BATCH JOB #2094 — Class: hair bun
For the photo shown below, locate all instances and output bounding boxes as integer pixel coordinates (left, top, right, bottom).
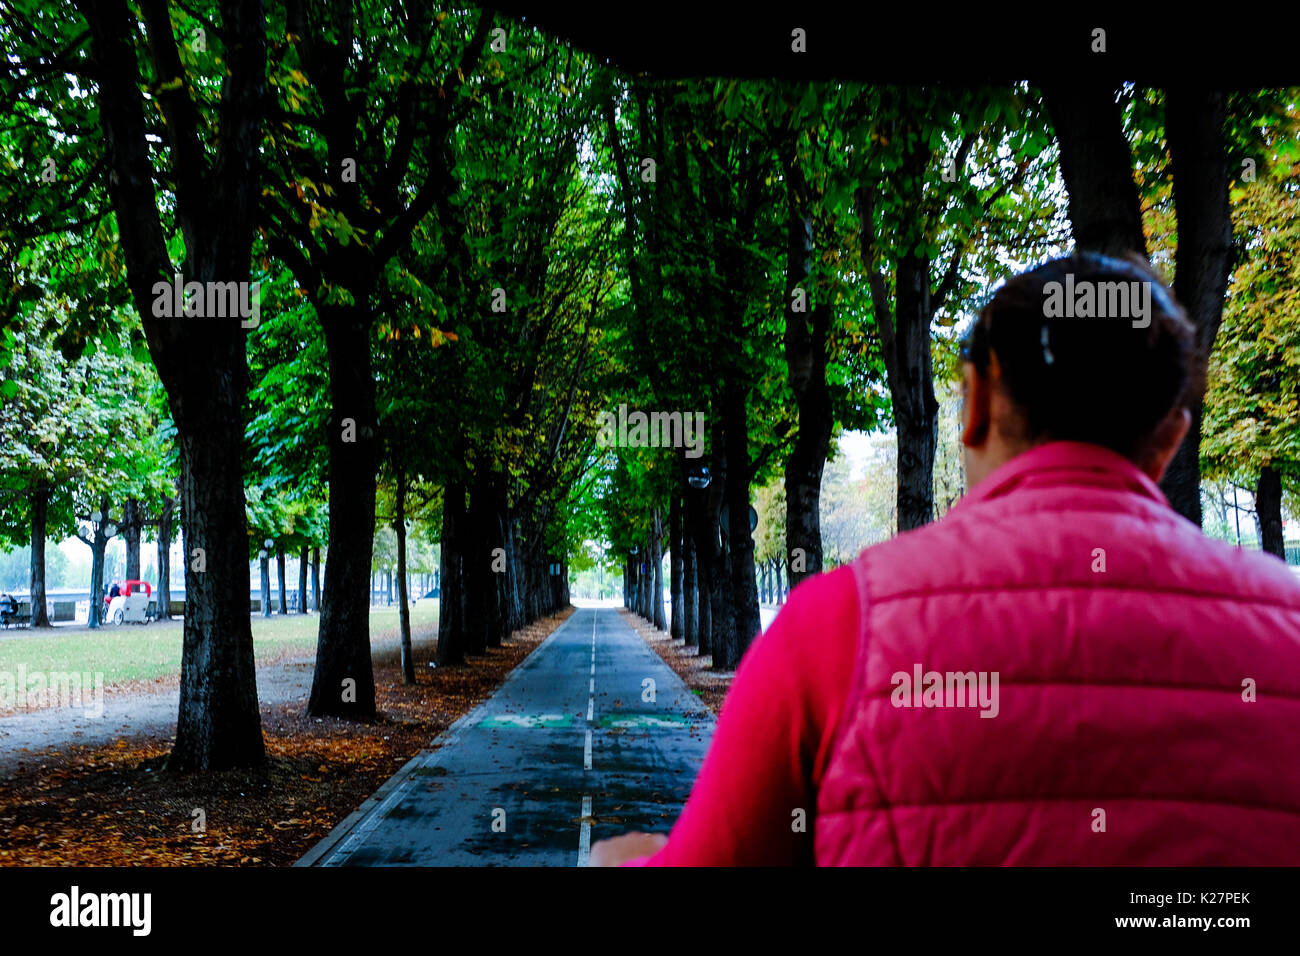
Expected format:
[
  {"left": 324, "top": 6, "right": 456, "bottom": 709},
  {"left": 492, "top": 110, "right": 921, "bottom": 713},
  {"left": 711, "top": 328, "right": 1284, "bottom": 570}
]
[{"left": 972, "top": 253, "right": 1198, "bottom": 459}]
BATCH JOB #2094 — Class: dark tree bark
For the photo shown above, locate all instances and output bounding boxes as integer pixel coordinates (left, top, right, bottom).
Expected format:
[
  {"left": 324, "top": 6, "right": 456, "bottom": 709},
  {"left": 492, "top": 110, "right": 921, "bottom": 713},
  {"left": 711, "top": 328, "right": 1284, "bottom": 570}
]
[
  {"left": 684, "top": 482, "right": 714, "bottom": 655},
  {"left": 1044, "top": 85, "right": 1230, "bottom": 526},
  {"left": 461, "top": 476, "right": 498, "bottom": 655},
  {"left": 437, "top": 481, "right": 467, "bottom": 666},
  {"left": 475, "top": 476, "right": 509, "bottom": 649},
  {"left": 1041, "top": 84, "right": 1149, "bottom": 257},
  {"left": 721, "top": 386, "right": 761, "bottom": 667},
  {"left": 858, "top": 138, "right": 940, "bottom": 532},
  {"left": 696, "top": 433, "right": 733, "bottom": 665},
  {"left": 81, "top": 498, "right": 114, "bottom": 630},
  {"left": 889, "top": 253, "right": 939, "bottom": 531},
  {"left": 630, "top": 554, "right": 638, "bottom": 614},
  {"left": 28, "top": 485, "right": 51, "bottom": 628},
  {"left": 276, "top": 543, "right": 287, "bottom": 613},
  {"left": 633, "top": 552, "right": 641, "bottom": 617},
  {"left": 395, "top": 465, "right": 415, "bottom": 683},
  {"left": 627, "top": 555, "right": 635, "bottom": 612},
  {"left": 504, "top": 515, "right": 525, "bottom": 633},
  {"left": 311, "top": 546, "right": 321, "bottom": 612},
  {"left": 669, "top": 494, "right": 684, "bottom": 639},
  {"left": 686, "top": 528, "right": 696, "bottom": 647},
  {"left": 652, "top": 509, "right": 667, "bottom": 632},
  {"left": 1256, "top": 466, "right": 1285, "bottom": 559},
  {"left": 123, "top": 498, "right": 142, "bottom": 580},
  {"left": 780, "top": 138, "right": 834, "bottom": 586},
  {"left": 78, "top": 0, "right": 266, "bottom": 770},
  {"left": 1161, "top": 89, "right": 1232, "bottom": 526},
  {"left": 682, "top": 522, "right": 698, "bottom": 647},
  {"left": 640, "top": 544, "right": 653, "bottom": 622},
  {"left": 275, "top": 9, "right": 489, "bottom": 719},
  {"left": 298, "top": 546, "right": 308, "bottom": 615},
  {"left": 156, "top": 496, "right": 175, "bottom": 620},
  {"left": 308, "top": 302, "right": 378, "bottom": 719},
  {"left": 259, "top": 551, "right": 271, "bottom": 618}
]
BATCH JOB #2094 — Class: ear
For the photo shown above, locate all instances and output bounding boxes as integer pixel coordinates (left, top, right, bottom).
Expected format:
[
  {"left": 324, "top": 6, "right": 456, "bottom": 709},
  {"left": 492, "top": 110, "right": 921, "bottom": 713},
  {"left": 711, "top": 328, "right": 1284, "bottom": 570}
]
[
  {"left": 960, "top": 362, "right": 992, "bottom": 449},
  {"left": 1142, "top": 406, "right": 1192, "bottom": 483}
]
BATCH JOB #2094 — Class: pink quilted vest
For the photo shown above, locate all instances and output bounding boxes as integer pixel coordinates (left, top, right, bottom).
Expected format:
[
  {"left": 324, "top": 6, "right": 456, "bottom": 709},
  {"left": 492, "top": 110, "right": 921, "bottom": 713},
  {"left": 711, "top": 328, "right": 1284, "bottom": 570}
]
[{"left": 814, "top": 441, "right": 1300, "bottom": 865}]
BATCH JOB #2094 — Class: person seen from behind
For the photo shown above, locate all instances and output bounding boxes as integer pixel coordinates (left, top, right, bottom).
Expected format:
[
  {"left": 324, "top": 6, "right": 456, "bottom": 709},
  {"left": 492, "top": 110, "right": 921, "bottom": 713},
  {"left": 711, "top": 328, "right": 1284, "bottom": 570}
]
[{"left": 592, "top": 252, "right": 1300, "bottom": 866}]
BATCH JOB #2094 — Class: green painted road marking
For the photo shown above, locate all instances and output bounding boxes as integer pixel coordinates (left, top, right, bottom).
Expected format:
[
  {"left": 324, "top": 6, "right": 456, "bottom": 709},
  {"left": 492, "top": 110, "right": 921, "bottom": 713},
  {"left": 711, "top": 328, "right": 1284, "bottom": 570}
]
[
  {"left": 478, "top": 713, "right": 694, "bottom": 729},
  {"left": 597, "top": 714, "right": 691, "bottom": 729},
  {"left": 479, "top": 713, "right": 575, "bottom": 728}
]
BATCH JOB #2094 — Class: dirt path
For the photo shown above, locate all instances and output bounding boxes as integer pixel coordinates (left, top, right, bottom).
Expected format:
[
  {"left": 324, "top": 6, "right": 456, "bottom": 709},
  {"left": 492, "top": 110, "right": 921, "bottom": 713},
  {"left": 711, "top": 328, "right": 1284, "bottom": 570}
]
[{"left": 0, "top": 653, "right": 319, "bottom": 779}]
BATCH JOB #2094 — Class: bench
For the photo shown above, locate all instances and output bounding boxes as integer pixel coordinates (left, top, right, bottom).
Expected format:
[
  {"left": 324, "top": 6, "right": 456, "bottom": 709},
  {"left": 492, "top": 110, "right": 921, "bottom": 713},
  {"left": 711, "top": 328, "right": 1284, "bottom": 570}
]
[{"left": 1, "top": 607, "right": 30, "bottom": 628}]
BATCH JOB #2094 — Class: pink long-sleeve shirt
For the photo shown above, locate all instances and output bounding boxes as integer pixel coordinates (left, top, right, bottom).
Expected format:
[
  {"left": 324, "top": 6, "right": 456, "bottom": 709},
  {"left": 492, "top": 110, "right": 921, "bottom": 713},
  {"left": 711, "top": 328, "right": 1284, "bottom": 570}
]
[{"left": 626, "top": 564, "right": 859, "bottom": 866}]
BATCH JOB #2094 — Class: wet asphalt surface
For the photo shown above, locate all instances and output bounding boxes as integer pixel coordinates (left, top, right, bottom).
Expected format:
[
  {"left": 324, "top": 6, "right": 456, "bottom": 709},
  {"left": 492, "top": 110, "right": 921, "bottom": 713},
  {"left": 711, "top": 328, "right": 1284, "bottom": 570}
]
[{"left": 301, "top": 605, "right": 715, "bottom": 866}]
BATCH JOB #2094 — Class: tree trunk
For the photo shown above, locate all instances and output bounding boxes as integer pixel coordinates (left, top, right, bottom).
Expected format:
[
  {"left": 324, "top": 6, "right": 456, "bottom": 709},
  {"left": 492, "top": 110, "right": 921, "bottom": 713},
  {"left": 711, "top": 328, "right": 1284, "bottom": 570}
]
[
  {"left": 482, "top": 480, "right": 509, "bottom": 648},
  {"left": 156, "top": 497, "right": 174, "bottom": 620},
  {"left": 437, "top": 481, "right": 467, "bottom": 666},
  {"left": 669, "top": 494, "right": 684, "bottom": 639},
  {"left": 639, "top": 545, "right": 651, "bottom": 622},
  {"left": 781, "top": 142, "right": 834, "bottom": 586},
  {"left": 297, "top": 546, "right": 308, "bottom": 614},
  {"left": 1160, "top": 89, "right": 1232, "bottom": 526},
  {"left": 652, "top": 509, "right": 667, "bottom": 631},
  {"left": 308, "top": 303, "right": 378, "bottom": 719},
  {"left": 276, "top": 543, "right": 287, "bottom": 613},
  {"left": 462, "top": 474, "right": 505, "bottom": 654},
  {"left": 504, "top": 515, "right": 525, "bottom": 633},
  {"left": 1041, "top": 83, "right": 1149, "bottom": 257},
  {"left": 29, "top": 485, "right": 51, "bottom": 628},
  {"left": 85, "top": 498, "right": 112, "bottom": 630},
  {"left": 721, "top": 387, "right": 761, "bottom": 667},
  {"left": 1256, "top": 466, "right": 1285, "bottom": 559},
  {"left": 696, "top": 435, "right": 732, "bottom": 664},
  {"left": 123, "top": 497, "right": 142, "bottom": 581},
  {"left": 891, "top": 254, "right": 940, "bottom": 531},
  {"left": 858, "top": 140, "right": 939, "bottom": 533},
  {"left": 173, "top": 419, "right": 266, "bottom": 768},
  {"left": 685, "top": 484, "right": 714, "bottom": 655},
  {"left": 259, "top": 551, "right": 271, "bottom": 617},
  {"left": 395, "top": 465, "right": 415, "bottom": 683},
  {"left": 311, "top": 546, "right": 321, "bottom": 612},
  {"left": 682, "top": 524, "right": 698, "bottom": 647},
  {"left": 627, "top": 555, "right": 634, "bottom": 612},
  {"left": 78, "top": 0, "right": 266, "bottom": 770}
]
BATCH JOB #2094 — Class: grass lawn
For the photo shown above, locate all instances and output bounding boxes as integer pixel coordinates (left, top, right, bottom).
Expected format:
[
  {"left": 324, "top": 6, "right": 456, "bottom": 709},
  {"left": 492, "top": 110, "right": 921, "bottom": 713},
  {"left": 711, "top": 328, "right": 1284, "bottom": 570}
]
[{"left": 0, "top": 600, "right": 439, "bottom": 687}]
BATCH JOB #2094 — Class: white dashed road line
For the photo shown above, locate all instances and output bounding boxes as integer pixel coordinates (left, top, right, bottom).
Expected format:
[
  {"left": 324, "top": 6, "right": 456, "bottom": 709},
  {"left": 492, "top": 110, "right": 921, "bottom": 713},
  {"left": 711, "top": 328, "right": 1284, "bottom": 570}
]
[
  {"left": 577, "top": 795, "right": 593, "bottom": 867},
  {"left": 579, "top": 611, "right": 597, "bottom": 866}
]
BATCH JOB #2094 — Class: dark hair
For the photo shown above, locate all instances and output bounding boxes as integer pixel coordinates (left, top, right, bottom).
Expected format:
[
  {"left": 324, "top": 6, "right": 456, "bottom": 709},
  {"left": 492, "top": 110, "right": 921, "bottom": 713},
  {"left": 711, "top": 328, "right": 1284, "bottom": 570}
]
[{"left": 959, "top": 252, "right": 1199, "bottom": 461}]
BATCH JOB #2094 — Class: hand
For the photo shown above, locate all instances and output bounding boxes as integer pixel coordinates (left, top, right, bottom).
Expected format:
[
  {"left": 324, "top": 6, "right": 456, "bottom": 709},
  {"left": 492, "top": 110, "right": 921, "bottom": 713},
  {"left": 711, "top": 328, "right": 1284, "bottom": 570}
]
[{"left": 589, "top": 831, "right": 669, "bottom": 867}]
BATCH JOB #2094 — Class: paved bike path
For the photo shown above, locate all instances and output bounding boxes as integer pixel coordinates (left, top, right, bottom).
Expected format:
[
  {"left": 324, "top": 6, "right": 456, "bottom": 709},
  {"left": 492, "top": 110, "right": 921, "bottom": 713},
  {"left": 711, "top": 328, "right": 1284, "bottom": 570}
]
[{"left": 298, "top": 605, "right": 714, "bottom": 866}]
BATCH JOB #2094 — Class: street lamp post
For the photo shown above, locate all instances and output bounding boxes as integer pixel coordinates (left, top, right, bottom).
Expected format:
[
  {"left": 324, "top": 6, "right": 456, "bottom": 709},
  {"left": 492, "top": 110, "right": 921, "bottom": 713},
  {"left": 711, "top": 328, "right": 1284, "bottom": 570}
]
[
  {"left": 77, "top": 501, "right": 119, "bottom": 629},
  {"left": 259, "top": 538, "right": 273, "bottom": 618}
]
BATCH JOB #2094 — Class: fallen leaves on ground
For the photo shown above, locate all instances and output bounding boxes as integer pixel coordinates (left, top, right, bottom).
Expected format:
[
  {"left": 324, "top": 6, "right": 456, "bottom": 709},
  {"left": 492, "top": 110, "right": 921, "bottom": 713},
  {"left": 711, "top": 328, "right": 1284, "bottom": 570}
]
[
  {"left": 0, "top": 608, "right": 572, "bottom": 867},
  {"left": 621, "top": 609, "right": 732, "bottom": 714}
]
